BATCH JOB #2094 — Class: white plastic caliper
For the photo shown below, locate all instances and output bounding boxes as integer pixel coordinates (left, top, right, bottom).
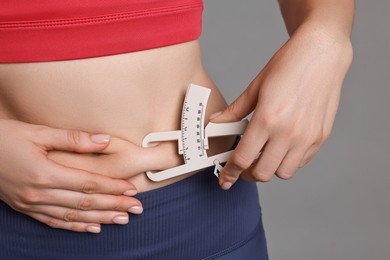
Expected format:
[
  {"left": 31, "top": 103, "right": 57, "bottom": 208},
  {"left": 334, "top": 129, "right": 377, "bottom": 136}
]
[{"left": 142, "top": 83, "right": 248, "bottom": 182}]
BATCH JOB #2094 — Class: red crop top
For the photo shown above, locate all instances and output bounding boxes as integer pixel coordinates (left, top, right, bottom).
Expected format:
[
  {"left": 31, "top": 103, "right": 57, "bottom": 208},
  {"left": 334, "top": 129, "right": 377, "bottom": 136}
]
[{"left": 0, "top": 0, "right": 204, "bottom": 63}]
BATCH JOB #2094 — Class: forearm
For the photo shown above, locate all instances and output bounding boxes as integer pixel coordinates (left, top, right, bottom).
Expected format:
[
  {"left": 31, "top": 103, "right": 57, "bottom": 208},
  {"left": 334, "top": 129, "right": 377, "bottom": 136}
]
[{"left": 278, "top": 0, "right": 355, "bottom": 41}]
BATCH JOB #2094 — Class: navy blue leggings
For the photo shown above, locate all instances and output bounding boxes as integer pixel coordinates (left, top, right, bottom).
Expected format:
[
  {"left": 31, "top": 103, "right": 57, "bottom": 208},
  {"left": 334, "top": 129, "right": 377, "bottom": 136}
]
[
  {"left": 213, "top": 221, "right": 268, "bottom": 260},
  {"left": 0, "top": 142, "right": 268, "bottom": 259}
]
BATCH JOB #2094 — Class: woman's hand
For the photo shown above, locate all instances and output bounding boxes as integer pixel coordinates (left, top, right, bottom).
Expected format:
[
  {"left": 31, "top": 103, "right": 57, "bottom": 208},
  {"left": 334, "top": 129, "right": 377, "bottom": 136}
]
[
  {"left": 0, "top": 119, "right": 143, "bottom": 233},
  {"left": 47, "top": 137, "right": 183, "bottom": 180},
  {"left": 209, "top": 25, "right": 353, "bottom": 189}
]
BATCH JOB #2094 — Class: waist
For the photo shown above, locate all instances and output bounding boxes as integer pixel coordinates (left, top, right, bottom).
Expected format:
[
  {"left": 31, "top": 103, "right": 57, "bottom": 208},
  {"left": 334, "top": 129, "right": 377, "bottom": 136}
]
[{"left": 0, "top": 40, "right": 236, "bottom": 192}]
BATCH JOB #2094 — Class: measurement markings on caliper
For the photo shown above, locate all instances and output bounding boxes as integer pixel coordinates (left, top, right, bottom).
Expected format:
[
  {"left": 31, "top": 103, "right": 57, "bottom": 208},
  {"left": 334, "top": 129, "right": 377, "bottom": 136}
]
[{"left": 142, "top": 84, "right": 249, "bottom": 182}]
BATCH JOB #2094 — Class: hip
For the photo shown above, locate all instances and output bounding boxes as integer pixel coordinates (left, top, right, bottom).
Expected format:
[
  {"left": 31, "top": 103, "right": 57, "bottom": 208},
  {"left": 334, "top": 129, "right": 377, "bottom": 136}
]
[{"left": 0, "top": 164, "right": 266, "bottom": 260}]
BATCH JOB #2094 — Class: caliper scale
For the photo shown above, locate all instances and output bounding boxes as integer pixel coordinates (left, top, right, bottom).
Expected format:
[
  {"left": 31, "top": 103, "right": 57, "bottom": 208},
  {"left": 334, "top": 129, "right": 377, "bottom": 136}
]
[{"left": 142, "top": 84, "right": 248, "bottom": 182}]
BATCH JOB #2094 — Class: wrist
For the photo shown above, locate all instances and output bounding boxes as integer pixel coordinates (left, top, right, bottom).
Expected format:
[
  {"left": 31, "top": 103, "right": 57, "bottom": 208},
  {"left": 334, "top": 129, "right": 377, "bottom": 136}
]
[{"left": 289, "top": 18, "right": 353, "bottom": 64}]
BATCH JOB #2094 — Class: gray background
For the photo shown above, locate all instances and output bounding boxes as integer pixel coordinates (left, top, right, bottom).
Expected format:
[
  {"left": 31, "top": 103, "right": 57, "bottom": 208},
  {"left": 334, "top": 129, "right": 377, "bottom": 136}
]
[{"left": 200, "top": 1, "right": 389, "bottom": 259}]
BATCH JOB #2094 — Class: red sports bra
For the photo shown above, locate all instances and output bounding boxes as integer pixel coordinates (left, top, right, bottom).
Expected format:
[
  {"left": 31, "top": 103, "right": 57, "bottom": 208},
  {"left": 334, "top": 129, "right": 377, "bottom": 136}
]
[{"left": 0, "top": 0, "right": 204, "bottom": 63}]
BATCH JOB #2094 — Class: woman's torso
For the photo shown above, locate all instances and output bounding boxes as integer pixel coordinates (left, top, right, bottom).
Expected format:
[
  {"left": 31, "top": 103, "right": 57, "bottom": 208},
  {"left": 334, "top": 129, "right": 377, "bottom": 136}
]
[{"left": 0, "top": 40, "right": 237, "bottom": 192}]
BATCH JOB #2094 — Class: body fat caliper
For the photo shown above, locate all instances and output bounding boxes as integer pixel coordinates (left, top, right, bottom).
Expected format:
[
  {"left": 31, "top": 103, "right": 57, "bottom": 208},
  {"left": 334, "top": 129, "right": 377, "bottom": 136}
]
[{"left": 142, "top": 83, "right": 248, "bottom": 182}]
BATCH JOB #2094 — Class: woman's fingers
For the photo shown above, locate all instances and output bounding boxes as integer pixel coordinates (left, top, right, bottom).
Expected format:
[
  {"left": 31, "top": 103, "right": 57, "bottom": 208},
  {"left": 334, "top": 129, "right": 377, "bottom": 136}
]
[
  {"left": 209, "top": 79, "right": 259, "bottom": 123},
  {"left": 32, "top": 124, "right": 110, "bottom": 153},
  {"left": 45, "top": 161, "right": 137, "bottom": 195},
  {"left": 28, "top": 212, "right": 102, "bottom": 233},
  {"left": 217, "top": 120, "right": 269, "bottom": 189},
  {"left": 275, "top": 147, "right": 306, "bottom": 180},
  {"left": 0, "top": 119, "right": 145, "bottom": 234},
  {"left": 100, "top": 139, "right": 182, "bottom": 173},
  {"left": 248, "top": 139, "right": 289, "bottom": 182},
  {"left": 12, "top": 164, "right": 143, "bottom": 232},
  {"left": 208, "top": 82, "right": 271, "bottom": 189},
  {"left": 299, "top": 143, "right": 322, "bottom": 167},
  {"left": 31, "top": 189, "right": 142, "bottom": 213},
  {"left": 28, "top": 205, "right": 131, "bottom": 225},
  {"left": 213, "top": 111, "right": 321, "bottom": 188},
  {"left": 47, "top": 138, "right": 183, "bottom": 179}
]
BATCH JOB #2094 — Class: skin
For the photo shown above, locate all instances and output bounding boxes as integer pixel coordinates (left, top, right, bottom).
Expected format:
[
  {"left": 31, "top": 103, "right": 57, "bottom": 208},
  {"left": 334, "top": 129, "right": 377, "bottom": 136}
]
[
  {"left": 0, "top": 120, "right": 140, "bottom": 233},
  {"left": 211, "top": 0, "right": 355, "bottom": 189},
  {"left": 0, "top": 0, "right": 354, "bottom": 232},
  {"left": 0, "top": 40, "right": 236, "bottom": 233}
]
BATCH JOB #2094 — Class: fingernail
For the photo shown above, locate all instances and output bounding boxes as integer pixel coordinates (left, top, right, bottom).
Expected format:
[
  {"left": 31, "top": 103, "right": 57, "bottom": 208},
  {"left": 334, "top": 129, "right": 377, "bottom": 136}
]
[
  {"left": 86, "top": 225, "right": 101, "bottom": 233},
  {"left": 209, "top": 111, "right": 222, "bottom": 120},
  {"left": 91, "top": 134, "right": 110, "bottom": 144},
  {"left": 221, "top": 182, "right": 233, "bottom": 190},
  {"left": 113, "top": 215, "right": 129, "bottom": 224},
  {"left": 123, "top": 190, "right": 137, "bottom": 196},
  {"left": 128, "top": 206, "right": 143, "bottom": 214}
]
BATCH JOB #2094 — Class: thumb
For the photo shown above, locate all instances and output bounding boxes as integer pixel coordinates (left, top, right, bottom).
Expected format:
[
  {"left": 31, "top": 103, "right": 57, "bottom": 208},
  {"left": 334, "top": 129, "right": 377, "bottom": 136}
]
[
  {"left": 35, "top": 126, "right": 110, "bottom": 153},
  {"left": 209, "top": 84, "right": 258, "bottom": 123}
]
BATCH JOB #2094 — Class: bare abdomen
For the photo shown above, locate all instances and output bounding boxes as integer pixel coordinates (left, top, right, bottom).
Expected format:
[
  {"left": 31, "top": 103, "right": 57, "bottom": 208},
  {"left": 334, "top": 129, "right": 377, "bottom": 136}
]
[{"left": 0, "top": 40, "right": 236, "bottom": 192}]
